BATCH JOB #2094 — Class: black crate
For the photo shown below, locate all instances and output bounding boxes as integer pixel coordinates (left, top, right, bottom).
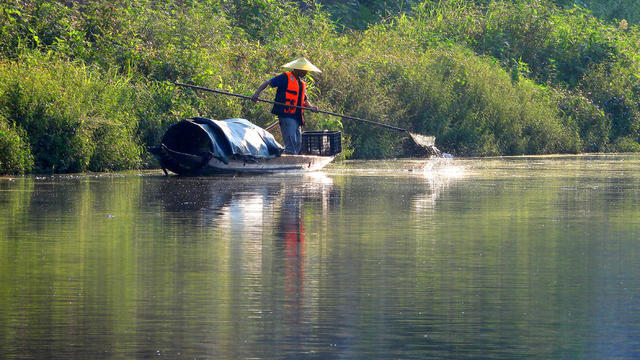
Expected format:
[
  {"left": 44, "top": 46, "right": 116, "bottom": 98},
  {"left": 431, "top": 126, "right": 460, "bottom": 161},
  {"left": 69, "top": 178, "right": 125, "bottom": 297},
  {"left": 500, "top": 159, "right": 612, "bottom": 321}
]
[{"left": 301, "top": 131, "right": 341, "bottom": 156}]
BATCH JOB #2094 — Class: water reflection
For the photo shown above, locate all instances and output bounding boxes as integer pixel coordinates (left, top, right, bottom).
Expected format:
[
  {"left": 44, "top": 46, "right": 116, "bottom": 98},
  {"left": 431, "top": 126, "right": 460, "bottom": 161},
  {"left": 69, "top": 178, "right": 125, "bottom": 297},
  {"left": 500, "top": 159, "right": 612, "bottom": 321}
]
[
  {"left": 277, "top": 185, "right": 306, "bottom": 323},
  {"left": 2, "top": 156, "right": 640, "bottom": 359},
  {"left": 149, "top": 172, "right": 340, "bottom": 342},
  {"left": 413, "top": 158, "right": 464, "bottom": 215}
]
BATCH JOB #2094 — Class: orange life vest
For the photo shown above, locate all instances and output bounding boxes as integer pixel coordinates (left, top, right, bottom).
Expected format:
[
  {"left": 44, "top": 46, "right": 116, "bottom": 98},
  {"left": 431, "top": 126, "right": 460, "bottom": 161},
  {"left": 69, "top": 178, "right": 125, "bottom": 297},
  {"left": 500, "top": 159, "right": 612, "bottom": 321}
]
[{"left": 272, "top": 71, "right": 306, "bottom": 124}]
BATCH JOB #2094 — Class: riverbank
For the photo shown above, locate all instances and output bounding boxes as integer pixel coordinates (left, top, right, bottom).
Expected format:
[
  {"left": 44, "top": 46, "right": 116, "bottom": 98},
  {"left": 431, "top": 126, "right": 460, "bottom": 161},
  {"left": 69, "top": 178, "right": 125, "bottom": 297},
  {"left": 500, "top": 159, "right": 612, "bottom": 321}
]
[{"left": 1, "top": 1, "right": 639, "bottom": 174}]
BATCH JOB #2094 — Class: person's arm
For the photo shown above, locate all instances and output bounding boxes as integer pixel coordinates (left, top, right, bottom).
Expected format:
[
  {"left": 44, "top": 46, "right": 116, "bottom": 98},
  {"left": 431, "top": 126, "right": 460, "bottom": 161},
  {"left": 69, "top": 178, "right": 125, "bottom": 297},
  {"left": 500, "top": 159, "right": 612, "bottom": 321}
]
[
  {"left": 252, "top": 79, "right": 271, "bottom": 102},
  {"left": 303, "top": 95, "right": 318, "bottom": 112}
]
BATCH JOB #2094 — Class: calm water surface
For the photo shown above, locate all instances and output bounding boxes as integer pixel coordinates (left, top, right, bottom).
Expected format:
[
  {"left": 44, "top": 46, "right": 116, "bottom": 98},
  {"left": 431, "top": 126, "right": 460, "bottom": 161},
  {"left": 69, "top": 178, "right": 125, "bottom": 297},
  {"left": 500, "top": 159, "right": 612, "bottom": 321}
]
[{"left": 1, "top": 155, "right": 640, "bottom": 359}]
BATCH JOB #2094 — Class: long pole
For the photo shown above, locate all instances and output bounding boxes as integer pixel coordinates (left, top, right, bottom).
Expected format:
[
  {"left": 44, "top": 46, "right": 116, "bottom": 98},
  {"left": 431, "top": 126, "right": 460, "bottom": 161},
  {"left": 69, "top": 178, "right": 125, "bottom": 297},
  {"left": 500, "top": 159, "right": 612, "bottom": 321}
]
[{"left": 174, "top": 82, "right": 408, "bottom": 133}]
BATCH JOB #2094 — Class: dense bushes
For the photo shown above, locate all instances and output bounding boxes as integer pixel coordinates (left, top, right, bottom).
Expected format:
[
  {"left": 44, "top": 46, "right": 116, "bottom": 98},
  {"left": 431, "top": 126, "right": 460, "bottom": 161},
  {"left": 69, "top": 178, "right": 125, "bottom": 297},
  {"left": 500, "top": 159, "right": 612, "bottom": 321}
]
[
  {"left": 318, "top": 0, "right": 640, "bottom": 30},
  {"left": 377, "top": 0, "right": 640, "bottom": 154},
  {"left": 0, "top": 0, "right": 639, "bottom": 173},
  {"left": 0, "top": 114, "right": 33, "bottom": 174},
  {"left": 0, "top": 55, "right": 142, "bottom": 172},
  {"left": 408, "top": 46, "right": 580, "bottom": 155},
  {"left": 315, "top": 38, "right": 579, "bottom": 157}
]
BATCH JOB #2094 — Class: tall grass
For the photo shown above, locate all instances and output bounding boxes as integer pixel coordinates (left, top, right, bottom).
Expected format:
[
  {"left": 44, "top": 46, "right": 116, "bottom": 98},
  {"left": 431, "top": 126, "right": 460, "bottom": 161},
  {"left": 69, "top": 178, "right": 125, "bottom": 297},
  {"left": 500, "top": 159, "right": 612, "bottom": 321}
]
[
  {"left": 0, "top": 54, "right": 142, "bottom": 173},
  {"left": 0, "top": 113, "right": 33, "bottom": 174}
]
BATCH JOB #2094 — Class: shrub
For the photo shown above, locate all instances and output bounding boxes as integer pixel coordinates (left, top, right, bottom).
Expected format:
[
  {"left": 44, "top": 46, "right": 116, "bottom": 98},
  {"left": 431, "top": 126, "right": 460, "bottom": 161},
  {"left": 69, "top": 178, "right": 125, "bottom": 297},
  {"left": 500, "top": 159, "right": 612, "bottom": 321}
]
[
  {"left": 0, "top": 75, "right": 93, "bottom": 173},
  {"left": 0, "top": 115, "right": 33, "bottom": 174},
  {"left": 612, "top": 137, "right": 640, "bottom": 153},
  {"left": 0, "top": 53, "right": 143, "bottom": 173},
  {"left": 361, "top": 43, "right": 580, "bottom": 156},
  {"left": 579, "top": 63, "right": 640, "bottom": 142},
  {"left": 554, "top": 90, "right": 610, "bottom": 152}
]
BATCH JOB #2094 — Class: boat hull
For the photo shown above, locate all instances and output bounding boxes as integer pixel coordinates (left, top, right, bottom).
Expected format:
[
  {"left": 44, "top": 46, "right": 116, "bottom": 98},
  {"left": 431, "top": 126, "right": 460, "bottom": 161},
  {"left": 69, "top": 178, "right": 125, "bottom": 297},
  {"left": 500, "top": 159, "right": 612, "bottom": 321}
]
[
  {"left": 151, "top": 144, "right": 335, "bottom": 175},
  {"left": 201, "top": 154, "right": 335, "bottom": 174}
]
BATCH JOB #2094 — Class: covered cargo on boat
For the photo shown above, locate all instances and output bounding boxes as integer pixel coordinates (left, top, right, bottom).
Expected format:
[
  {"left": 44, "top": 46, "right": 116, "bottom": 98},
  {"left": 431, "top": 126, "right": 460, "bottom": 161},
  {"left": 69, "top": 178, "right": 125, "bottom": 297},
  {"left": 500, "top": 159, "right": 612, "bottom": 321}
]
[{"left": 151, "top": 117, "right": 284, "bottom": 175}]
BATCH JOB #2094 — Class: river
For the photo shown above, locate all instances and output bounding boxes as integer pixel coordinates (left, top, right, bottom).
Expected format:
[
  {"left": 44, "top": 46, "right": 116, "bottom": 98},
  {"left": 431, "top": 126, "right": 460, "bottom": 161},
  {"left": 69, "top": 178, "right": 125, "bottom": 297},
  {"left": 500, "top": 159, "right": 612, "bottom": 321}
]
[{"left": 1, "top": 155, "right": 639, "bottom": 359}]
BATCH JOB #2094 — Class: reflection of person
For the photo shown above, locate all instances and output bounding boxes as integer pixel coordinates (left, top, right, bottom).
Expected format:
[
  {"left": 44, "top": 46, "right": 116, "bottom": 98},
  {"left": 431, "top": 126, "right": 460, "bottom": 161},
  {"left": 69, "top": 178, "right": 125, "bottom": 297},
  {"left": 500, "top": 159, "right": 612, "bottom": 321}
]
[
  {"left": 252, "top": 57, "right": 321, "bottom": 154},
  {"left": 277, "top": 189, "right": 306, "bottom": 324},
  {"left": 284, "top": 210, "right": 304, "bottom": 309}
]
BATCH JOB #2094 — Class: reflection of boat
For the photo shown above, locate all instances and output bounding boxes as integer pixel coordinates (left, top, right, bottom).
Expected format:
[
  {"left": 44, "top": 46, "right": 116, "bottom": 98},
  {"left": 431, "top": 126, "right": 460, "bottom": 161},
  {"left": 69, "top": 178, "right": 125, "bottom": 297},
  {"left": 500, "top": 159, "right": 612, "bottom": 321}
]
[
  {"left": 145, "top": 173, "right": 338, "bottom": 232},
  {"left": 150, "top": 117, "right": 339, "bottom": 175}
]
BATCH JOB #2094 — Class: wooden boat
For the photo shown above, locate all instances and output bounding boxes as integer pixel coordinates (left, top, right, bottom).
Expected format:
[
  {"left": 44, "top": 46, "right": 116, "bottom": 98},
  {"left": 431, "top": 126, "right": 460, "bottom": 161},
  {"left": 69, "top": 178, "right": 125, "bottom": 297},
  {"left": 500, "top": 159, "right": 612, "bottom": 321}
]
[
  {"left": 150, "top": 117, "right": 339, "bottom": 175},
  {"left": 152, "top": 144, "right": 335, "bottom": 175}
]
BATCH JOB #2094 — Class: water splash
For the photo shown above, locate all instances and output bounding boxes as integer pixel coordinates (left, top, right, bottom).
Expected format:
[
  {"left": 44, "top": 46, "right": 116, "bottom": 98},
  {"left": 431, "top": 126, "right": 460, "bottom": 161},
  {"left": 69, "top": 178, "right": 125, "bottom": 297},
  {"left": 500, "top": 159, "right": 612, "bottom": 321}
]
[{"left": 421, "top": 157, "right": 466, "bottom": 180}]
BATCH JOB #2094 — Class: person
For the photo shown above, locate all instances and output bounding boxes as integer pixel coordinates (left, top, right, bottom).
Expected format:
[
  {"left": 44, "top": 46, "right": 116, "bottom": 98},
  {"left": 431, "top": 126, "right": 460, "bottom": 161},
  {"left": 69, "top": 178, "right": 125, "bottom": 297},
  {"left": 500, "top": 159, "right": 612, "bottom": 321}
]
[{"left": 252, "top": 57, "right": 321, "bottom": 154}]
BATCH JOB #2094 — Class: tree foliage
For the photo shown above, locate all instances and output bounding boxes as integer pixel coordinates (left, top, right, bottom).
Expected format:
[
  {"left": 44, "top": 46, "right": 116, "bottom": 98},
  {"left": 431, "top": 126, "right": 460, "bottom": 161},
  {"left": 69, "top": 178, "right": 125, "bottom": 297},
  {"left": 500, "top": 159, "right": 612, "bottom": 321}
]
[{"left": 0, "top": 0, "right": 639, "bottom": 173}]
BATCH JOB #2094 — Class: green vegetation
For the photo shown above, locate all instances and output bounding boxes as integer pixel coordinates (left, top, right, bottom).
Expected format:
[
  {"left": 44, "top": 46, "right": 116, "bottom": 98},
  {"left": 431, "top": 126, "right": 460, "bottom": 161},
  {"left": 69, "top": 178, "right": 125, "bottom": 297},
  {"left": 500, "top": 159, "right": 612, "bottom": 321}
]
[
  {"left": 0, "top": 54, "right": 143, "bottom": 172},
  {"left": 0, "top": 0, "right": 639, "bottom": 173}
]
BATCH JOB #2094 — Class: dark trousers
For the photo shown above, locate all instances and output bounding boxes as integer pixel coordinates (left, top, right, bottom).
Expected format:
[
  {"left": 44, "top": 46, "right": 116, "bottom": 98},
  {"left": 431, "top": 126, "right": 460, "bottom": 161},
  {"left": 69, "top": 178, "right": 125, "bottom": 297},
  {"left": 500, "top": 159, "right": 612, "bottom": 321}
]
[{"left": 279, "top": 117, "right": 302, "bottom": 154}]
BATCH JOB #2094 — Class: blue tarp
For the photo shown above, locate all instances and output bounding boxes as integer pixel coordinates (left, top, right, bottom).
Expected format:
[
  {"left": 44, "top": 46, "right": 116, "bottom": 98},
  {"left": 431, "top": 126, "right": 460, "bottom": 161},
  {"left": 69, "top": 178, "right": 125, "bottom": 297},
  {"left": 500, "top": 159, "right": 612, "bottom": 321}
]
[{"left": 190, "top": 117, "right": 284, "bottom": 164}]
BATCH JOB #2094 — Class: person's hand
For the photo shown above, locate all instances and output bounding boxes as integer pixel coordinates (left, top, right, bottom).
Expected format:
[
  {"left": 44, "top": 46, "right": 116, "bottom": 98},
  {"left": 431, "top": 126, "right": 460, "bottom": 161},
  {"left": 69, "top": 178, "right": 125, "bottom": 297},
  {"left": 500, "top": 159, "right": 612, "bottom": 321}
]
[
  {"left": 308, "top": 106, "right": 319, "bottom": 113},
  {"left": 251, "top": 93, "right": 259, "bottom": 103}
]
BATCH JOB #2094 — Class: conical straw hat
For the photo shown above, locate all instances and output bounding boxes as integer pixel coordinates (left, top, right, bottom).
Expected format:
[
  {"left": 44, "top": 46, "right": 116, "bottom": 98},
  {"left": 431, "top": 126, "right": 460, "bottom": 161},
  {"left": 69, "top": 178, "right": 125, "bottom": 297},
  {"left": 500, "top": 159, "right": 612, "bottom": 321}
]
[{"left": 281, "top": 57, "right": 322, "bottom": 73}]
